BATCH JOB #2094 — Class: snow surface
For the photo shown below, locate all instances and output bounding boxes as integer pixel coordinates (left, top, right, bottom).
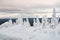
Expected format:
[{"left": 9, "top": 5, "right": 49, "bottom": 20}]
[{"left": 0, "top": 23, "right": 60, "bottom": 40}]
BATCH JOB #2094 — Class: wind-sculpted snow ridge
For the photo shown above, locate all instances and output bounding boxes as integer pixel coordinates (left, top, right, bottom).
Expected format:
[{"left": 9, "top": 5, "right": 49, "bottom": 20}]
[{"left": 0, "top": 19, "right": 13, "bottom": 29}]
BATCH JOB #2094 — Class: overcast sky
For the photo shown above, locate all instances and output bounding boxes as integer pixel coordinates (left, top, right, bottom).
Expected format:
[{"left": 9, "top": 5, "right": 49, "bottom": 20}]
[
  {"left": 0, "top": 0, "right": 60, "bottom": 18},
  {"left": 0, "top": 0, "right": 59, "bottom": 9}
]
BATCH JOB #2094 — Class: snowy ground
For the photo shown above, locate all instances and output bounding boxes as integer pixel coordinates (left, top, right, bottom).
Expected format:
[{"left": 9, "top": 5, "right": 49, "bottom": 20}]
[{"left": 0, "top": 24, "right": 60, "bottom": 40}]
